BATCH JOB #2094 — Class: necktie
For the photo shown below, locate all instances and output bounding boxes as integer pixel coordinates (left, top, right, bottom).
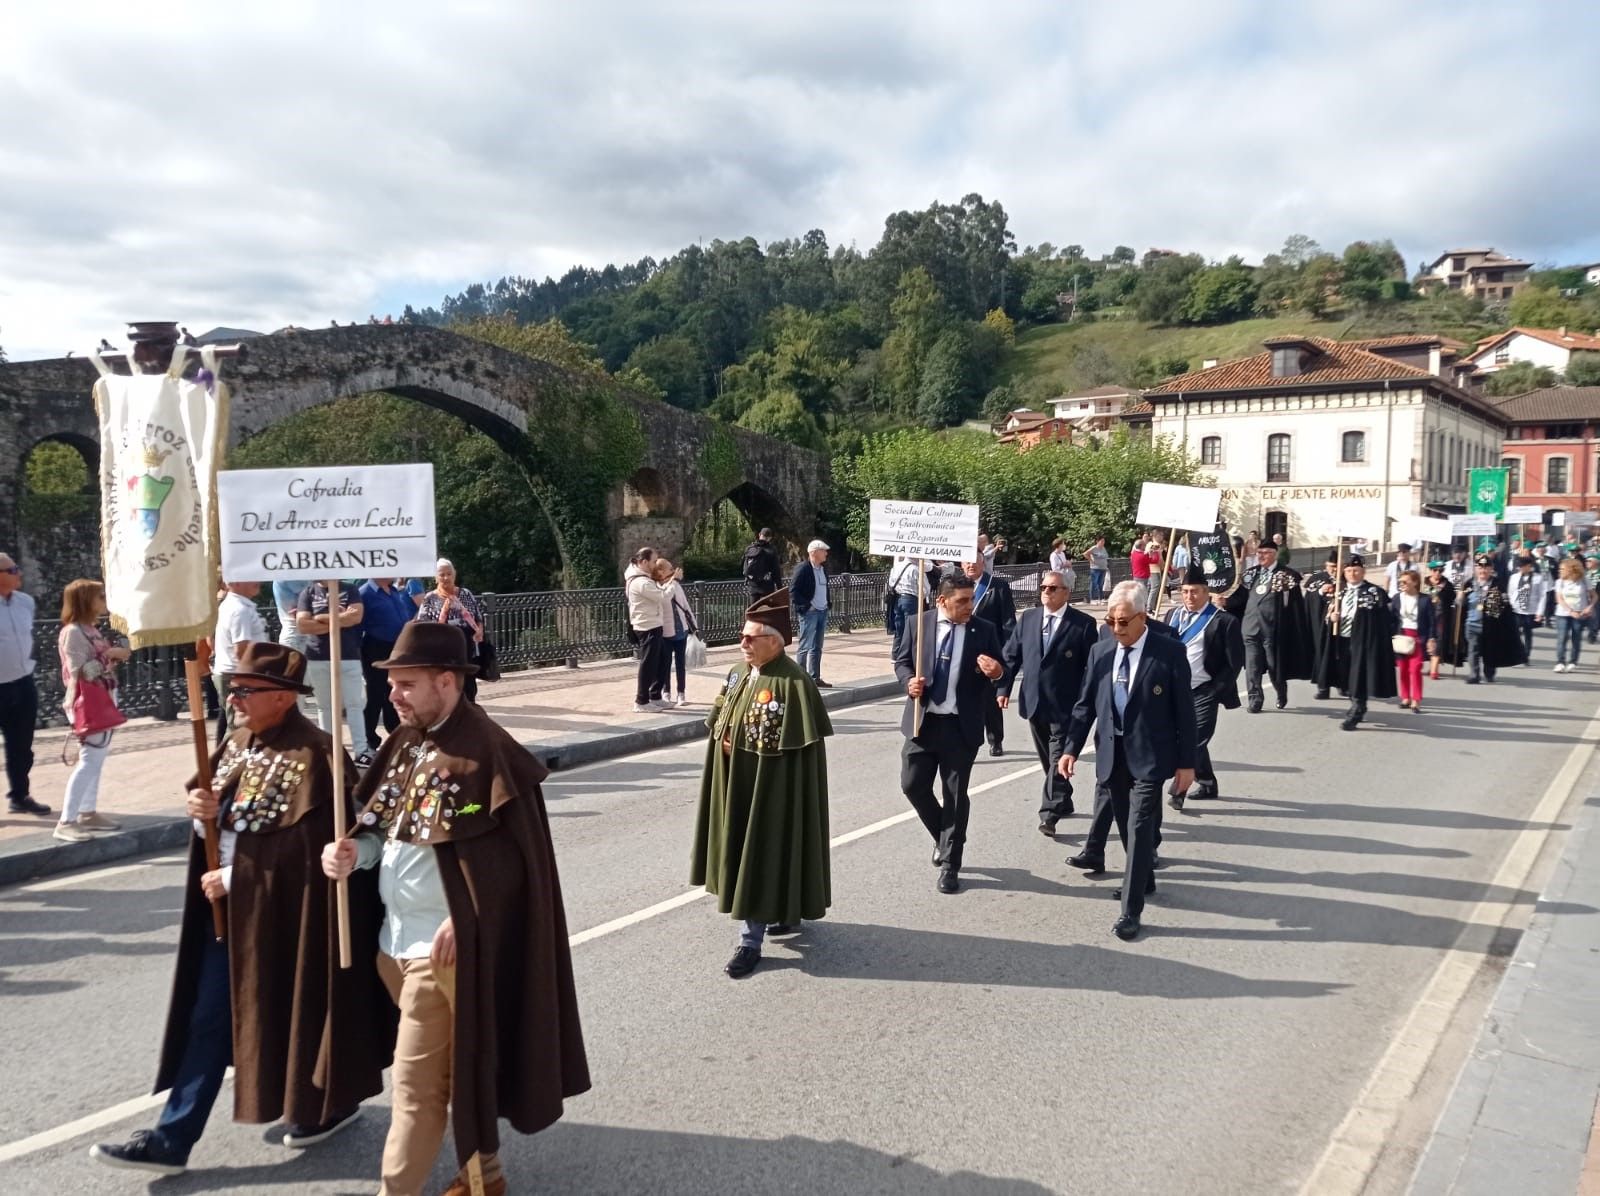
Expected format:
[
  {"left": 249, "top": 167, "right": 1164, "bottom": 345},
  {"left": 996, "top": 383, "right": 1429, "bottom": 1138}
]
[
  {"left": 1340, "top": 587, "right": 1358, "bottom": 636},
  {"left": 928, "top": 623, "right": 955, "bottom": 706},
  {"left": 1179, "top": 610, "right": 1193, "bottom": 634},
  {"left": 1042, "top": 613, "right": 1056, "bottom": 647},
  {"left": 1113, "top": 648, "right": 1130, "bottom": 732}
]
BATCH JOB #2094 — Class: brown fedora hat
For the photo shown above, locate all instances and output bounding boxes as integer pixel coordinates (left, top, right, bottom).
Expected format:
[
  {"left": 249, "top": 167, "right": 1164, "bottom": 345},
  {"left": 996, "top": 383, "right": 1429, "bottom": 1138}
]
[
  {"left": 375, "top": 621, "right": 478, "bottom": 674},
  {"left": 229, "top": 641, "right": 314, "bottom": 694}
]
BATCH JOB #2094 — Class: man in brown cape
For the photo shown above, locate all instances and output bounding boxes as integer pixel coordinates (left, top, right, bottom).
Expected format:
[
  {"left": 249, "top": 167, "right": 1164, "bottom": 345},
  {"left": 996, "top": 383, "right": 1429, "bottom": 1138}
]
[
  {"left": 322, "top": 621, "right": 590, "bottom": 1196},
  {"left": 91, "top": 642, "right": 389, "bottom": 1177}
]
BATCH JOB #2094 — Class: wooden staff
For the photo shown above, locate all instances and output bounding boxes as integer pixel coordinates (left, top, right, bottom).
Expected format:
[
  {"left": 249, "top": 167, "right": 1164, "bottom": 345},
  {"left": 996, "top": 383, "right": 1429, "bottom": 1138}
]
[
  {"left": 913, "top": 558, "right": 928, "bottom": 738},
  {"left": 183, "top": 643, "right": 227, "bottom": 942},
  {"left": 1151, "top": 527, "right": 1178, "bottom": 618},
  {"left": 1329, "top": 538, "right": 1345, "bottom": 641},
  {"left": 324, "top": 582, "right": 353, "bottom": 969}
]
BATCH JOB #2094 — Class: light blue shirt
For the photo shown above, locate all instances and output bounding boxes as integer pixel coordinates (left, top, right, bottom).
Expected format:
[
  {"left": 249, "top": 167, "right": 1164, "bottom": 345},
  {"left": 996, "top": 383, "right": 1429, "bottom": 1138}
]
[
  {"left": 810, "top": 564, "right": 828, "bottom": 611},
  {"left": 271, "top": 579, "right": 313, "bottom": 616},
  {"left": 0, "top": 590, "right": 36, "bottom": 684}
]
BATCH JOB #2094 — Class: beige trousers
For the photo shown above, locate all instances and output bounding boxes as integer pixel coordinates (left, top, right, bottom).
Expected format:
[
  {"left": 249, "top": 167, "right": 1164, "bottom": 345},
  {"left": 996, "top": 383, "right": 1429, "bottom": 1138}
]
[{"left": 377, "top": 953, "right": 502, "bottom": 1196}]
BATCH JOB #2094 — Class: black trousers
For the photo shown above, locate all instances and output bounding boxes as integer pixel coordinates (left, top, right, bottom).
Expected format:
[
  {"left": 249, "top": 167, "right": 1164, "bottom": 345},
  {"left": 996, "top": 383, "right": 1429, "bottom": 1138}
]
[
  {"left": 634, "top": 628, "right": 664, "bottom": 704},
  {"left": 1029, "top": 716, "right": 1074, "bottom": 820},
  {"left": 1326, "top": 638, "right": 1371, "bottom": 722},
  {"left": 361, "top": 637, "right": 400, "bottom": 750},
  {"left": 1106, "top": 743, "right": 1163, "bottom": 920},
  {"left": 984, "top": 693, "right": 1004, "bottom": 749},
  {"left": 901, "top": 714, "right": 979, "bottom": 870},
  {"left": 1083, "top": 757, "right": 1164, "bottom": 858},
  {"left": 1514, "top": 612, "right": 1536, "bottom": 656},
  {"left": 1243, "top": 626, "right": 1287, "bottom": 705},
  {"left": 1190, "top": 685, "right": 1220, "bottom": 796},
  {"left": 0, "top": 675, "right": 37, "bottom": 801}
]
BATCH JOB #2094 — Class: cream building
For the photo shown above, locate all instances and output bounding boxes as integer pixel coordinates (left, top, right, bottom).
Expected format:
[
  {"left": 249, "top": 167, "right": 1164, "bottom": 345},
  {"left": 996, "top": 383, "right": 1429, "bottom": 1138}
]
[{"left": 1130, "top": 335, "right": 1508, "bottom": 549}]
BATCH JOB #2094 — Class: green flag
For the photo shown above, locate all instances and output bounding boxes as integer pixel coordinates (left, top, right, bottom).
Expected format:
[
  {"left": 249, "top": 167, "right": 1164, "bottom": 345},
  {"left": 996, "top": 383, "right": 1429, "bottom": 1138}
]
[{"left": 1468, "top": 468, "right": 1508, "bottom": 518}]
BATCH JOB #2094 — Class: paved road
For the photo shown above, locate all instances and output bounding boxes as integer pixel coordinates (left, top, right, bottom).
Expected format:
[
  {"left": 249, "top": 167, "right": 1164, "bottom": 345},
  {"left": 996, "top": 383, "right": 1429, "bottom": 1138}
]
[{"left": 3, "top": 637, "right": 1598, "bottom": 1194}]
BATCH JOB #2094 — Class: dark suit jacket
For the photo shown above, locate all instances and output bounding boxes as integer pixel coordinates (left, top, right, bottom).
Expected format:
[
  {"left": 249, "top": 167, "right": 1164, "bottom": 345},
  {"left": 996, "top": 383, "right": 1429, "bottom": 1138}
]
[
  {"left": 970, "top": 573, "right": 1017, "bottom": 645},
  {"left": 998, "top": 604, "right": 1097, "bottom": 725},
  {"left": 1165, "top": 605, "right": 1245, "bottom": 709},
  {"left": 1391, "top": 591, "right": 1438, "bottom": 644},
  {"left": 789, "top": 561, "right": 828, "bottom": 611},
  {"left": 1067, "top": 630, "right": 1198, "bottom": 783},
  {"left": 893, "top": 610, "right": 1004, "bottom": 750}
]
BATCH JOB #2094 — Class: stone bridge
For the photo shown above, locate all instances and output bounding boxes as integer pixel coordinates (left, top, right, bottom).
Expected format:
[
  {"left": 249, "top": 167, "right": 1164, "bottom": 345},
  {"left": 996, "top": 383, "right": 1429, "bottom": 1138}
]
[{"left": 0, "top": 324, "right": 828, "bottom": 596}]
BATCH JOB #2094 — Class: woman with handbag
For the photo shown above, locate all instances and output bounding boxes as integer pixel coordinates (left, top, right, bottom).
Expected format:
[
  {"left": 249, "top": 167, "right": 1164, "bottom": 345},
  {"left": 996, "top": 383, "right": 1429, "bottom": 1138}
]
[
  {"left": 1390, "top": 570, "right": 1437, "bottom": 712},
  {"left": 416, "top": 558, "right": 485, "bottom": 703},
  {"left": 654, "top": 558, "right": 697, "bottom": 707},
  {"left": 55, "top": 579, "right": 130, "bottom": 842}
]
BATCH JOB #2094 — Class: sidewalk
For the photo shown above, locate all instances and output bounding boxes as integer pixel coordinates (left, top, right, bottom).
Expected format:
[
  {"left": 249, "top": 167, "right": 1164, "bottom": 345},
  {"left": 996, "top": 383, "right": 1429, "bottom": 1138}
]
[
  {"left": 1410, "top": 792, "right": 1600, "bottom": 1195},
  {"left": 0, "top": 631, "right": 903, "bottom": 885}
]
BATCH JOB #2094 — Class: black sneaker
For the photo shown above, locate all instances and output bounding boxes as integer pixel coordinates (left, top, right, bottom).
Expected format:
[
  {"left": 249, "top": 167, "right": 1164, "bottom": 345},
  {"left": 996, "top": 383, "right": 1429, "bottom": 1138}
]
[
  {"left": 89, "top": 1129, "right": 187, "bottom": 1176},
  {"left": 283, "top": 1106, "right": 362, "bottom": 1147},
  {"left": 354, "top": 750, "right": 376, "bottom": 768},
  {"left": 7, "top": 795, "right": 50, "bottom": 816}
]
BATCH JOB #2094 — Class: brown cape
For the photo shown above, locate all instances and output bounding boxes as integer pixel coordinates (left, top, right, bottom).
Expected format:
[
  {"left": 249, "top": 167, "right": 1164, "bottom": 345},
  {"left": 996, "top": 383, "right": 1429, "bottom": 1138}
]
[
  {"left": 156, "top": 707, "right": 392, "bottom": 1125},
  {"left": 351, "top": 699, "right": 590, "bottom": 1167}
]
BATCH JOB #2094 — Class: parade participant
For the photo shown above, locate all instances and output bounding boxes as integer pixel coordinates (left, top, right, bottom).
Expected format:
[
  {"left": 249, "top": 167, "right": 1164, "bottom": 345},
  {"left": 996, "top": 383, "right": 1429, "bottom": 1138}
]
[
  {"left": 964, "top": 558, "right": 1017, "bottom": 756},
  {"left": 1165, "top": 565, "right": 1243, "bottom": 807},
  {"left": 321, "top": 622, "right": 590, "bottom": 1196},
  {"left": 1317, "top": 555, "right": 1398, "bottom": 731},
  {"left": 997, "top": 570, "right": 1097, "bottom": 834},
  {"left": 1059, "top": 583, "right": 1196, "bottom": 942},
  {"left": 1391, "top": 571, "right": 1438, "bottom": 712},
  {"left": 1224, "top": 541, "right": 1313, "bottom": 713},
  {"left": 1586, "top": 554, "right": 1600, "bottom": 645},
  {"left": 1507, "top": 554, "right": 1547, "bottom": 659},
  {"left": 692, "top": 589, "right": 832, "bottom": 979},
  {"left": 1551, "top": 557, "right": 1594, "bottom": 672},
  {"left": 1383, "top": 543, "right": 1421, "bottom": 595},
  {"left": 92, "top": 643, "right": 387, "bottom": 1177},
  {"left": 1443, "top": 546, "right": 1472, "bottom": 590},
  {"left": 894, "top": 573, "right": 1006, "bottom": 895},
  {"left": 1454, "top": 555, "right": 1526, "bottom": 684},
  {"left": 1422, "top": 560, "right": 1459, "bottom": 679},
  {"left": 1302, "top": 551, "right": 1341, "bottom": 698}
]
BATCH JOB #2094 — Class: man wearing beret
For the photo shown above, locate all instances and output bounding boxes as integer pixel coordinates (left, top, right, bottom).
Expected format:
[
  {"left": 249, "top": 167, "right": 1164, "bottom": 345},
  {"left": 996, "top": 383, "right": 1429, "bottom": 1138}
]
[
  {"left": 322, "top": 622, "right": 590, "bottom": 1196},
  {"left": 93, "top": 643, "right": 388, "bottom": 1177},
  {"left": 692, "top": 588, "right": 834, "bottom": 979}
]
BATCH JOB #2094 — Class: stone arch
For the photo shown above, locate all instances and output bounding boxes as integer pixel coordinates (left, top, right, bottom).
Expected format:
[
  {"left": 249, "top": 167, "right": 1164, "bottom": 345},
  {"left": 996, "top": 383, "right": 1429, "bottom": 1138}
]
[
  {"left": 16, "top": 432, "right": 103, "bottom": 599},
  {"left": 619, "top": 467, "right": 669, "bottom": 517}
]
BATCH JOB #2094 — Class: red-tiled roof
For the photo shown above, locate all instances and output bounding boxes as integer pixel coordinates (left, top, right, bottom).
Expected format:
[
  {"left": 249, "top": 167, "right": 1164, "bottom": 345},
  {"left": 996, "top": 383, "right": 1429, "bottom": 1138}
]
[
  {"left": 1055, "top": 384, "right": 1138, "bottom": 400},
  {"left": 1347, "top": 333, "right": 1468, "bottom": 351},
  {"left": 1469, "top": 327, "right": 1600, "bottom": 357},
  {"left": 1493, "top": 387, "right": 1600, "bottom": 422},
  {"left": 1145, "top": 337, "right": 1436, "bottom": 395},
  {"left": 1122, "top": 400, "right": 1153, "bottom": 417}
]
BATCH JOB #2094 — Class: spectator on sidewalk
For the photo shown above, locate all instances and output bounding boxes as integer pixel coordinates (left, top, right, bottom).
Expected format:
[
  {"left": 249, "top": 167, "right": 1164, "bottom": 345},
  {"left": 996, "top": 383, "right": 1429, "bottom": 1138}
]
[
  {"left": 416, "top": 560, "right": 485, "bottom": 705},
  {"left": 358, "top": 578, "right": 414, "bottom": 763},
  {"left": 654, "top": 558, "right": 697, "bottom": 706},
  {"left": 297, "top": 580, "right": 366, "bottom": 751},
  {"left": 272, "top": 578, "right": 317, "bottom": 718},
  {"left": 741, "top": 528, "right": 781, "bottom": 600},
  {"left": 1088, "top": 535, "right": 1110, "bottom": 602},
  {"left": 0, "top": 552, "right": 45, "bottom": 818},
  {"left": 213, "top": 580, "right": 266, "bottom": 745},
  {"left": 625, "top": 547, "right": 666, "bottom": 712},
  {"left": 791, "top": 539, "right": 832, "bottom": 687},
  {"left": 887, "top": 554, "right": 927, "bottom": 643},
  {"left": 1049, "top": 538, "right": 1069, "bottom": 576},
  {"left": 54, "top": 579, "right": 129, "bottom": 841}
]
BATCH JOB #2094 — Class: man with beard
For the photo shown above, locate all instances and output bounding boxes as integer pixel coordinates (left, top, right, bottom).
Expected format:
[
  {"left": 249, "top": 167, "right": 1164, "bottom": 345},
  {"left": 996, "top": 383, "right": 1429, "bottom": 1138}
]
[
  {"left": 964, "top": 557, "right": 1017, "bottom": 757},
  {"left": 92, "top": 643, "right": 387, "bottom": 1177},
  {"left": 1317, "top": 555, "right": 1398, "bottom": 731},
  {"left": 1302, "top": 550, "right": 1342, "bottom": 699},
  {"left": 1224, "top": 541, "right": 1314, "bottom": 712},
  {"left": 322, "top": 622, "right": 589, "bottom": 1196},
  {"left": 1453, "top": 554, "right": 1528, "bottom": 684},
  {"left": 1164, "top": 565, "right": 1243, "bottom": 807}
]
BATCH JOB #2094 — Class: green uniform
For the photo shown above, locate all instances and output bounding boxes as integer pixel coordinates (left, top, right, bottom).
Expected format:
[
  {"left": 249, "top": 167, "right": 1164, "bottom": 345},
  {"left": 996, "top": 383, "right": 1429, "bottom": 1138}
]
[{"left": 691, "top": 651, "right": 833, "bottom": 925}]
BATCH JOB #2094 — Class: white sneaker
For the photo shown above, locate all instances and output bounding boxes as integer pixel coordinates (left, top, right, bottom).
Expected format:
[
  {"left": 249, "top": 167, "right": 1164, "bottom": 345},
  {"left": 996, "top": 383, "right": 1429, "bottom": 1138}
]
[
  {"left": 77, "top": 811, "right": 121, "bottom": 831},
  {"left": 677, "top": 697, "right": 692, "bottom": 707},
  {"left": 632, "top": 702, "right": 652, "bottom": 713},
  {"left": 53, "top": 823, "right": 94, "bottom": 843}
]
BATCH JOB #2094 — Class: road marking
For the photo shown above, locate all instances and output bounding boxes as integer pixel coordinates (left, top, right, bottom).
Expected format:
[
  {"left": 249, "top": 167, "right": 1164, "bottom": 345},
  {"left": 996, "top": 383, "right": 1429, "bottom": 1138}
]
[
  {"left": 19, "top": 855, "right": 185, "bottom": 894},
  {"left": 0, "top": 1071, "right": 233, "bottom": 1165},
  {"left": 1299, "top": 697, "right": 1600, "bottom": 1195}
]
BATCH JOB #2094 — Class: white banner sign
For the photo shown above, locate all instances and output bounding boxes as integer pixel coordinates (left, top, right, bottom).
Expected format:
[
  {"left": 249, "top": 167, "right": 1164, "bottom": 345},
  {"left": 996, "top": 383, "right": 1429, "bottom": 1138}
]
[
  {"left": 1502, "top": 505, "right": 1544, "bottom": 523},
  {"left": 1449, "top": 514, "right": 1498, "bottom": 537},
  {"left": 1562, "top": 510, "right": 1597, "bottom": 528},
  {"left": 868, "top": 499, "right": 981, "bottom": 559},
  {"left": 218, "top": 464, "right": 438, "bottom": 581},
  {"left": 1135, "top": 482, "right": 1221, "bottom": 534},
  {"left": 1392, "top": 516, "right": 1454, "bottom": 547}
]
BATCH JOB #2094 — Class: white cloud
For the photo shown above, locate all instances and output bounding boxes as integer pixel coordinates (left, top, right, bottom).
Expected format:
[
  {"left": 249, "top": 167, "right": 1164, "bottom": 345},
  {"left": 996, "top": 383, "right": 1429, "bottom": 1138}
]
[{"left": 2, "top": 0, "right": 1597, "bottom": 360}]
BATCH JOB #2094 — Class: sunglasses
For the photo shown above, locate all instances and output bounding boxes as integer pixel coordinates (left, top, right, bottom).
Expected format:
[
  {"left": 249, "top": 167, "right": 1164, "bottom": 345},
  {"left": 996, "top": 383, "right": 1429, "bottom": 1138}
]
[
  {"left": 1039, "top": 584, "right": 1062, "bottom": 592},
  {"left": 0, "top": 566, "right": 19, "bottom": 575},
  {"left": 226, "top": 685, "right": 282, "bottom": 699},
  {"left": 1104, "top": 616, "right": 1143, "bottom": 628}
]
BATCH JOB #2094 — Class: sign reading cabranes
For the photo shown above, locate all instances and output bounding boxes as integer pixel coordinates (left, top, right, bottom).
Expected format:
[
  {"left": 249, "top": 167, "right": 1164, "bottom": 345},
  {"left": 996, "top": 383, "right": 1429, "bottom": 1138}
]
[
  {"left": 217, "top": 463, "right": 439, "bottom": 580},
  {"left": 868, "top": 499, "right": 981, "bottom": 559}
]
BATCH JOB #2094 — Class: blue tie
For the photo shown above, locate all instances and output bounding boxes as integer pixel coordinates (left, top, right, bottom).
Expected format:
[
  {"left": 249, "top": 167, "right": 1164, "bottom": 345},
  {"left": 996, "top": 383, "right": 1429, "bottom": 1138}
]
[
  {"left": 929, "top": 624, "right": 955, "bottom": 706},
  {"left": 1042, "top": 613, "right": 1056, "bottom": 647},
  {"left": 1114, "top": 648, "right": 1130, "bottom": 732}
]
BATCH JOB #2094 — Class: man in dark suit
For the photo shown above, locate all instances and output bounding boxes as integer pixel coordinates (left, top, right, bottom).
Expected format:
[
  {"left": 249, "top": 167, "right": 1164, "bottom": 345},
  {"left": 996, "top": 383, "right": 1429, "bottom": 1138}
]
[
  {"left": 997, "top": 570, "right": 1096, "bottom": 835},
  {"left": 893, "top": 573, "right": 1006, "bottom": 895},
  {"left": 1060, "top": 582, "right": 1197, "bottom": 941},
  {"left": 1164, "top": 565, "right": 1243, "bottom": 808},
  {"left": 963, "top": 558, "right": 1017, "bottom": 756}
]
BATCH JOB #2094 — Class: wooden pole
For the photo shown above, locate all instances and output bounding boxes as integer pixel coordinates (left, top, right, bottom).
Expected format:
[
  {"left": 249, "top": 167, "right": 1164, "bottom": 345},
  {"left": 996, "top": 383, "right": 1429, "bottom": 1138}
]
[
  {"left": 1330, "top": 539, "right": 1345, "bottom": 642},
  {"left": 325, "top": 583, "right": 353, "bottom": 970},
  {"left": 1152, "top": 527, "right": 1177, "bottom": 619},
  {"left": 913, "top": 559, "right": 927, "bottom": 738},
  {"left": 183, "top": 646, "right": 227, "bottom": 942}
]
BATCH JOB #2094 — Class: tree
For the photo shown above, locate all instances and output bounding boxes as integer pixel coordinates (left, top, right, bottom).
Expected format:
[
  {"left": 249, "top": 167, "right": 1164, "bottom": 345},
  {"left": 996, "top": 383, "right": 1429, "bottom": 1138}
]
[
  {"left": 1295, "top": 253, "right": 1342, "bottom": 318},
  {"left": 1509, "top": 286, "right": 1584, "bottom": 330},
  {"left": 1181, "top": 257, "right": 1259, "bottom": 324},
  {"left": 914, "top": 331, "right": 972, "bottom": 428},
  {"left": 623, "top": 335, "right": 705, "bottom": 409},
  {"left": 25, "top": 440, "right": 88, "bottom": 494},
  {"left": 981, "top": 307, "right": 1016, "bottom": 348},
  {"left": 1132, "top": 253, "right": 1205, "bottom": 323},
  {"left": 983, "top": 384, "right": 1020, "bottom": 423},
  {"left": 879, "top": 267, "right": 948, "bottom": 413},
  {"left": 736, "top": 390, "right": 826, "bottom": 450},
  {"left": 1338, "top": 240, "right": 1406, "bottom": 307},
  {"left": 1565, "top": 352, "right": 1600, "bottom": 387},
  {"left": 1129, "top": 351, "right": 1191, "bottom": 389},
  {"left": 1485, "top": 361, "right": 1558, "bottom": 396}
]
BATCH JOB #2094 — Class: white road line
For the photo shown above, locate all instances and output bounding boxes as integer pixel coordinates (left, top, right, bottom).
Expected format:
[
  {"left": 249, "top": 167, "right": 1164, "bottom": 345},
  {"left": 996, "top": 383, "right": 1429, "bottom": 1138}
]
[
  {"left": 0, "top": 1071, "right": 233, "bottom": 1165},
  {"left": 1299, "top": 697, "right": 1600, "bottom": 1195},
  {"left": 19, "top": 855, "right": 185, "bottom": 894}
]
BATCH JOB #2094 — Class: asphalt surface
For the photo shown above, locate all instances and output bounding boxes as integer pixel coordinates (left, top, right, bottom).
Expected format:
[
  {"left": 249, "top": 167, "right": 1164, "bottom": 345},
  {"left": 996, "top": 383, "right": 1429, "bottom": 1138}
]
[{"left": 3, "top": 636, "right": 1598, "bottom": 1195}]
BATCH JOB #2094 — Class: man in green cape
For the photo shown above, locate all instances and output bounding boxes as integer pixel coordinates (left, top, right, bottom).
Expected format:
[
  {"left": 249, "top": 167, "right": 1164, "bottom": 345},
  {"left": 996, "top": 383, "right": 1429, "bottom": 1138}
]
[{"left": 691, "top": 588, "right": 833, "bottom": 979}]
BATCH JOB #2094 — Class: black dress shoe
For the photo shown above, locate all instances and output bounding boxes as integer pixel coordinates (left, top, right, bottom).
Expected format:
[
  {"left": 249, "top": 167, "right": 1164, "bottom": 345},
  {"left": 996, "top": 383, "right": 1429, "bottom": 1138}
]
[
  {"left": 1112, "top": 880, "right": 1156, "bottom": 899},
  {"left": 1151, "top": 852, "right": 1167, "bottom": 869},
  {"left": 1067, "top": 851, "right": 1105, "bottom": 871},
  {"left": 1167, "top": 790, "right": 1186, "bottom": 811},
  {"left": 1112, "top": 914, "right": 1141, "bottom": 941},
  {"left": 815, "top": 680, "right": 833, "bottom": 689},
  {"left": 767, "top": 923, "right": 799, "bottom": 936},
  {"left": 931, "top": 848, "right": 944, "bottom": 867},
  {"left": 724, "top": 946, "right": 762, "bottom": 978},
  {"left": 1038, "top": 819, "right": 1058, "bottom": 836},
  {"left": 1246, "top": 697, "right": 1263, "bottom": 714},
  {"left": 1340, "top": 716, "right": 1359, "bottom": 731},
  {"left": 1314, "top": 689, "right": 1330, "bottom": 700},
  {"left": 937, "top": 868, "right": 960, "bottom": 894},
  {"left": 7, "top": 795, "right": 50, "bottom": 817},
  {"left": 1465, "top": 676, "right": 1481, "bottom": 685},
  {"left": 989, "top": 744, "right": 1004, "bottom": 757},
  {"left": 1275, "top": 697, "right": 1288, "bottom": 710},
  {"left": 283, "top": 1107, "right": 362, "bottom": 1148}
]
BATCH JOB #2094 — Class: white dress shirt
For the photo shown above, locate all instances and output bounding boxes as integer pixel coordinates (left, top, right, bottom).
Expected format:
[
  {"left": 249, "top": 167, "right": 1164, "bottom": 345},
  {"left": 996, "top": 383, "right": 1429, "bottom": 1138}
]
[
  {"left": 926, "top": 617, "right": 966, "bottom": 716},
  {"left": 0, "top": 590, "right": 36, "bottom": 684},
  {"left": 1169, "top": 607, "right": 1211, "bottom": 687}
]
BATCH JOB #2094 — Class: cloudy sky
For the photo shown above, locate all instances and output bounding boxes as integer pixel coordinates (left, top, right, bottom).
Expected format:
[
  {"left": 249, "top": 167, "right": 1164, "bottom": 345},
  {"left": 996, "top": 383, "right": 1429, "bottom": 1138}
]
[{"left": 4, "top": 0, "right": 1598, "bottom": 361}]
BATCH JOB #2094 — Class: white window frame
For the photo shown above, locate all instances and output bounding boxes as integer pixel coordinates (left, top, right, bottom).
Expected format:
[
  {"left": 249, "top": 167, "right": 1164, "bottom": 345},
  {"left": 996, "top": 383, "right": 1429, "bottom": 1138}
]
[
  {"left": 1547, "top": 454, "right": 1572, "bottom": 496},
  {"left": 1339, "top": 428, "right": 1367, "bottom": 465}
]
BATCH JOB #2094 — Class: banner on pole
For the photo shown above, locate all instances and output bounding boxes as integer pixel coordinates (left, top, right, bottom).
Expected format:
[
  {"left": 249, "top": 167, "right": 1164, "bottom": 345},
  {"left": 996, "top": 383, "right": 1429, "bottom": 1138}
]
[
  {"left": 1450, "top": 513, "right": 1498, "bottom": 537},
  {"left": 868, "top": 499, "right": 981, "bottom": 559},
  {"left": 1467, "top": 468, "right": 1509, "bottom": 518},
  {"left": 1562, "top": 510, "right": 1597, "bottom": 529},
  {"left": 1502, "top": 504, "right": 1544, "bottom": 524},
  {"left": 1185, "top": 524, "right": 1240, "bottom": 595},
  {"left": 218, "top": 464, "right": 439, "bottom": 581},
  {"left": 93, "top": 347, "right": 230, "bottom": 648},
  {"left": 1135, "top": 482, "right": 1221, "bottom": 534},
  {"left": 1392, "top": 515, "right": 1453, "bottom": 547}
]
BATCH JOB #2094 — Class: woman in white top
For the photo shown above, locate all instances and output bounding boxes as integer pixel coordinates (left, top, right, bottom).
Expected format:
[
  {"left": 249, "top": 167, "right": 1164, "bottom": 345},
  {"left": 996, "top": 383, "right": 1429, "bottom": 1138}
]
[
  {"left": 1552, "top": 557, "right": 1593, "bottom": 672},
  {"left": 653, "top": 558, "right": 697, "bottom": 705},
  {"left": 55, "top": 579, "right": 130, "bottom": 841},
  {"left": 1389, "top": 570, "right": 1437, "bottom": 711}
]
